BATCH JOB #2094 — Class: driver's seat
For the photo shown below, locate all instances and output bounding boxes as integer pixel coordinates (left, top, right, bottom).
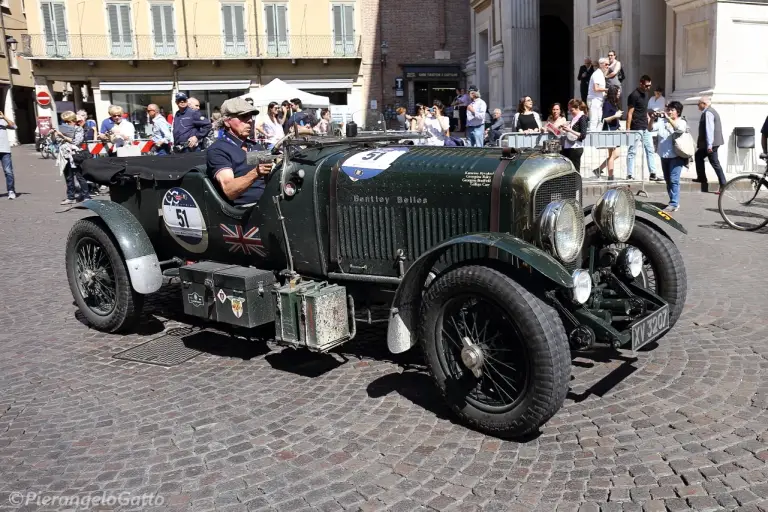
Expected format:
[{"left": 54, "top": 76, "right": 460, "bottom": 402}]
[{"left": 193, "top": 164, "right": 252, "bottom": 221}]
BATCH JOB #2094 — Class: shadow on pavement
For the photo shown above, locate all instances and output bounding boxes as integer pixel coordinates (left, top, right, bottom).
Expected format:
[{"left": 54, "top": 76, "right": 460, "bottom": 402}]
[
  {"left": 367, "top": 371, "right": 451, "bottom": 418},
  {"left": 567, "top": 358, "right": 638, "bottom": 403}
]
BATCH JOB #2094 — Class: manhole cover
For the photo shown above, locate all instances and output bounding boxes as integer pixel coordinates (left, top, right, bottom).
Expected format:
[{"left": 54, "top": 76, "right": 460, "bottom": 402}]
[{"left": 113, "top": 327, "right": 202, "bottom": 366}]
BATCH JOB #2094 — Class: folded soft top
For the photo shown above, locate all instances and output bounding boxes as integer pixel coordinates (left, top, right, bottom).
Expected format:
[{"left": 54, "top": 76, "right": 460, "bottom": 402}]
[{"left": 81, "top": 152, "right": 208, "bottom": 185}]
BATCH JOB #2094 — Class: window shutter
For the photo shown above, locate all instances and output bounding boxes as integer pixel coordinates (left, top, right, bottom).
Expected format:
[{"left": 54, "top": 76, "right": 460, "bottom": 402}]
[
  {"left": 276, "top": 5, "right": 287, "bottom": 52},
  {"left": 234, "top": 5, "right": 245, "bottom": 41},
  {"left": 108, "top": 4, "right": 120, "bottom": 44},
  {"left": 53, "top": 3, "right": 67, "bottom": 43},
  {"left": 162, "top": 5, "right": 174, "bottom": 44},
  {"left": 332, "top": 5, "right": 342, "bottom": 53},
  {"left": 151, "top": 5, "right": 163, "bottom": 44},
  {"left": 343, "top": 4, "right": 354, "bottom": 53},
  {"left": 42, "top": 3, "right": 54, "bottom": 43}
]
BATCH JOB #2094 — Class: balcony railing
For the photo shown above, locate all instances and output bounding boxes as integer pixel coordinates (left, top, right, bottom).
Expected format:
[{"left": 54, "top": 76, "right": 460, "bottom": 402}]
[{"left": 20, "top": 34, "right": 362, "bottom": 60}]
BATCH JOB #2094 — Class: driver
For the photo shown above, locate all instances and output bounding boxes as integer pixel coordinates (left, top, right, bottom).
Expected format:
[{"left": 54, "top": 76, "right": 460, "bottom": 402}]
[{"left": 206, "top": 98, "right": 273, "bottom": 206}]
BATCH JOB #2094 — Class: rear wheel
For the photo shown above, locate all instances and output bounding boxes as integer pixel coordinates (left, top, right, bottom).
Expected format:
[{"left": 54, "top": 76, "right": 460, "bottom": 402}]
[
  {"left": 419, "top": 265, "right": 570, "bottom": 438},
  {"left": 718, "top": 176, "right": 768, "bottom": 231},
  {"left": 65, "top": 218, "right": 143, "bottom": 332}
]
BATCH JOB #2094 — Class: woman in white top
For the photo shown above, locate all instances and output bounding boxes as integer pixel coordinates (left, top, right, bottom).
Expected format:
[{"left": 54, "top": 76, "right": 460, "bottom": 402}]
[
  {"left": 423, "top": 100, "right": 451, "bottom": 146},
  {"left": 313, "top": 108, "right": 331, "bottom": 135},
  {"left": 647, "top": 86, "right": 666, "bottom": 112},
  {"left": 513, "top": 96, "right": 542, "bottom": 133},
  {"left": 256, "top": 102, "right": 285, "bottom": 147}
]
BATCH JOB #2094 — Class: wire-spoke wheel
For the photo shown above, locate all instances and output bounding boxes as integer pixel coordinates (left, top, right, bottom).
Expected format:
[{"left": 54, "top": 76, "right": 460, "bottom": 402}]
[
  {"left": 66, "top": 218, "right": 143, "bottom": 332},
  {"left": 420, "top": 265, "right": 570, "bottom": 438},
  {"left": 718, "top": 175, "right": 768, "bottom": 231}
]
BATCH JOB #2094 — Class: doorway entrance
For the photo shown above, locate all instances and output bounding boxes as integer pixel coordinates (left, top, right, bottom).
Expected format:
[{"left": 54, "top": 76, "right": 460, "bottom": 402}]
[{"left": 413, "top": 82, "right": 459, "bottom": 107}]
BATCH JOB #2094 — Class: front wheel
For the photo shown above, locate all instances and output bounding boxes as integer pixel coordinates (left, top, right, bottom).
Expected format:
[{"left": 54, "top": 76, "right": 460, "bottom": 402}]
[
  {"left": 419, "top": 265, "right": 571, "bottom": 438},
  {"left": 65, "top": 218, "right": 144, "bottom": 332},
  {"left": 718, "top": 176, "right": 768, "bottom": 231}
]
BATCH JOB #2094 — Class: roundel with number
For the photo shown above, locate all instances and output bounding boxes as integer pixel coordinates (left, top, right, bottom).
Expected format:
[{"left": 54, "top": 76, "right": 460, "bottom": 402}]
[{"left": 161, "top": 187, "right": 209, "bottom": 253}]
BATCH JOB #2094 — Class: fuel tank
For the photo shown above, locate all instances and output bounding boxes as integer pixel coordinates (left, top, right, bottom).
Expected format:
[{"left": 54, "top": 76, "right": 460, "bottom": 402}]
[{"left": 262, "top": 144, "right": 581, "bottom": 279}]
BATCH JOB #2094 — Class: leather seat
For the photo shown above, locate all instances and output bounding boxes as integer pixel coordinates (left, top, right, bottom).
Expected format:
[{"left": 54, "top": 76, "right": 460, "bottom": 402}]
[{"left": 191, "top": 164, "right": 253, "bottom": 220}]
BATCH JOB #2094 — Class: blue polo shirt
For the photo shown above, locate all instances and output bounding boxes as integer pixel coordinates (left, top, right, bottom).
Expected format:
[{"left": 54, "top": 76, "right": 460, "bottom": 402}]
[{"left": 206, "top": 131, "right": 267, "bottom": 205}]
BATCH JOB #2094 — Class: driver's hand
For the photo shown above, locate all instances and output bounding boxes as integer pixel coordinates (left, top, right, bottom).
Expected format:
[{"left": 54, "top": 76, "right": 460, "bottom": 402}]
[
  {"left": 257, "top": 163, "right": 273, "bottom": 176},
  {"left": 188, "top": 136, "right": 198, "bottom": 147}
]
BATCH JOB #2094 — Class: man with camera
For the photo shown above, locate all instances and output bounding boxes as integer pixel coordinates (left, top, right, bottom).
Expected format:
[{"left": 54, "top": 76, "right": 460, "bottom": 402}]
[
  {"left": 0, "top": 110, "right": 17, "bottom": 199},
  {"left": 626, "top": 75, "right": 660, "bottom": 181}
]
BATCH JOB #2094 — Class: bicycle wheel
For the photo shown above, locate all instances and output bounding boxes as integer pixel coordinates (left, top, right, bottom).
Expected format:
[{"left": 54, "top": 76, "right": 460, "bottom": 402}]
[{"left": 718, "top": 175, "right": 768, "bottom": 231}]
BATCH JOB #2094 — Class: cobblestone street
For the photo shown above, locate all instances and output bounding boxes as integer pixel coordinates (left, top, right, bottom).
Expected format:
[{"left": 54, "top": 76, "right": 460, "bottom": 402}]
[{"left": 1, "top": 146, "right": 767, "bottom": 512}]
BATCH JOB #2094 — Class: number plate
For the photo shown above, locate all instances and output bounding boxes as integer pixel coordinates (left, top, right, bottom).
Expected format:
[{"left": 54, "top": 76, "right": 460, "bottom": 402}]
[{"left": 630, "top": 305, "right": 670, "bottom": 351}]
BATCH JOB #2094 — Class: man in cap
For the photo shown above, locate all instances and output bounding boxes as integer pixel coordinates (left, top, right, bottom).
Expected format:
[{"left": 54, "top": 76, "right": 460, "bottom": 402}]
[
  {"left": 206, "top": 98, "right": 272, "bottom": 205},
  {"left": 464, "top": 86, "right": 487, "bottom": 147},
  {"left": 172, "top": 92, "right": 211, "bottom": 153}
]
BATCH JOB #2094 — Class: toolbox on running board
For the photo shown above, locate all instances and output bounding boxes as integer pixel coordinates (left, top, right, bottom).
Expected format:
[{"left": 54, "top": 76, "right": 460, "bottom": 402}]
[
  {"left": 180, "top": 262, "right": 236, "bottom": 320},
  {"left": 212, "top": 266, "right": 277, "bottom": 328}
]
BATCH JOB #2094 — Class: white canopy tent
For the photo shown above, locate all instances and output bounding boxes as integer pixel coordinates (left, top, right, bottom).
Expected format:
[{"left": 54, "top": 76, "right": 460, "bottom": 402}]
[{"left": 244, "top": 78, "right": 330, "bottom": 109}]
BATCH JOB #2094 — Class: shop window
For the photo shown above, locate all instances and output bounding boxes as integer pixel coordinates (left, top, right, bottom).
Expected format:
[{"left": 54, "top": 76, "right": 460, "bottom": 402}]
[
  {"left": 41, "top": 1, "right": 69, "bottom": 57},
  {"left": 106, "top": 3, "right": 134, "bottom": 57},
  {"left": 180, "top": 90, "right": 242, "bottom": 118},
  {"left": 331, "top": 4, "right": 354, "bottom": 56},
  {"left": 264, "top": 3, "right": 288, "bottom": 56},
  {"left": 222, "top": 3, "right": 247, "bottom": 56},
  {"left": 110, "top": 92, "right": 172, "bottom": 139}
]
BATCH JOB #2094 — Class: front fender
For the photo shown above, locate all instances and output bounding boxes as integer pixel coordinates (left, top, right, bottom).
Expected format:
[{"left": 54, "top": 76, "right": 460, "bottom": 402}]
[
  {"left": 73, "top": 200, "right": 162, "bottom": 294},
  {"left": 386, "top": 233, "right": 573, "bottom": 354},
  {"left": 583, "top": 200, "right": 688, "bottom": 235}
]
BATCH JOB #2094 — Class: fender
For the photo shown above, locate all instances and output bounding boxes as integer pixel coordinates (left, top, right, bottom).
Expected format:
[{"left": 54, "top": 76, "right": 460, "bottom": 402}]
[
  {"left": 73, "top": 200, "right": 163, "bottom": 294},
  {"left": 583, "top": 200, "right": 688, "bottom": 235},
  {"left": 386, "top": 232, "right": 574, "bottom": 354}
]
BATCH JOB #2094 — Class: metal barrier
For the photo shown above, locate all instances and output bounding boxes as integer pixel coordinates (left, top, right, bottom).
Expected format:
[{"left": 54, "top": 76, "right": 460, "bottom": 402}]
[{"left": 499, "top": 130, "right": 652, "bottom": 196}]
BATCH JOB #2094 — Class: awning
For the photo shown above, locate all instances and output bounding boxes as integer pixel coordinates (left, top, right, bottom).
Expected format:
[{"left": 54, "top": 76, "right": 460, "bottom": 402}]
[
  {"left": 178, "top": 80, "right": 252, "bottom": 91},
  {"left": 99, "top": 81, "right": 174, "bottom": 92},
  {"left": 282, "top": 78, "right": 354, "bottom": 90}
]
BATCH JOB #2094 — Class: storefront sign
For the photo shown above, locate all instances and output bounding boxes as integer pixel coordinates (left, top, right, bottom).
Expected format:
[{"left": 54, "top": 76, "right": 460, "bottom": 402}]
[
  {"left": 36, "top": 91, "right": 52, "bottom": 107},
  {"left": 395, "top": 77, "right": 404, "bottom": 97},
  {"left": 403, "top": 66, "right": 461, "bottom": 80},
  {"left": 37, "top": 117, "right": 52, "bottom": 136}
]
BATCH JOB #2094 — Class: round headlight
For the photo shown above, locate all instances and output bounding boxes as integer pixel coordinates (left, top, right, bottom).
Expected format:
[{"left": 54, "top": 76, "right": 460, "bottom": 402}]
[
  {"left": 620, "top": 247, "right": 643, "bottom": 278},
  {"left": 538, "top": 199, "right": 585, "bottom": 263},
  {"left": 593, "top": 188, "right": 636, "bottom": 243},
  {"left": 571, "top": 269, "right": 592, "bottom": 304}
]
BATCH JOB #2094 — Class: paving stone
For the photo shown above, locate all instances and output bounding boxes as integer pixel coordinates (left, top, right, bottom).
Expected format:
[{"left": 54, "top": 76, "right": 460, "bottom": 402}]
[{"left": 2, "top": 149, "right": 768, "bottom": 512}]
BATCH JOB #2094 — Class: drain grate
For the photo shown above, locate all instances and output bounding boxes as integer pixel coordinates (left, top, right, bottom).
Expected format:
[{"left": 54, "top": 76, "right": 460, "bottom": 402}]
[{"left": 113, "top": 327, "right": 203, "bottom": 366}]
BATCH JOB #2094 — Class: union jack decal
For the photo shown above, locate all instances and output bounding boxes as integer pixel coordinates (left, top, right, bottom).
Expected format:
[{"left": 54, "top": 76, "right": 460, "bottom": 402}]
[{"left": 219, "top": 224, "right": 266, "bottom": 257}]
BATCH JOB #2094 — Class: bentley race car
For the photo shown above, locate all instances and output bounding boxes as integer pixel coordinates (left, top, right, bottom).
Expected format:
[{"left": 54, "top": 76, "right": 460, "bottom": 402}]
[{"left": 65, "top": 132, "right": 688, "bottom": 438}]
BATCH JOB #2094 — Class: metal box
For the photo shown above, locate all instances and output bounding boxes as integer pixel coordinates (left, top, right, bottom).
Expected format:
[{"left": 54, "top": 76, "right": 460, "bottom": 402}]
[
  {"left": 274, "top": 281, "right": 350, "bottom": 351},
  {"left": 213, "top": 267, "right": 277, "bottom": 328},
  {"left": 180, "top": 262, "right": 237, "bottom": 320}
]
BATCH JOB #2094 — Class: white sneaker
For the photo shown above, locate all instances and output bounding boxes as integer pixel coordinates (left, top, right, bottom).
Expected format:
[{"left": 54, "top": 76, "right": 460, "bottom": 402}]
[{"left": 8, "top": 191, "right": 15, "bottom": 200}]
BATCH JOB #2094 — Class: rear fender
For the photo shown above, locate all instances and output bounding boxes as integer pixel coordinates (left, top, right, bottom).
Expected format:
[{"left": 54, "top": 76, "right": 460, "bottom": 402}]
[
  {"left": 387, "top": 233, "right": 573, "bottom": 354},
  {"left": 583, "top": 199, "right": 688, "bottom": 236},
  {"left": 73, "top": 200, "right": 162, "bottom": 294}
]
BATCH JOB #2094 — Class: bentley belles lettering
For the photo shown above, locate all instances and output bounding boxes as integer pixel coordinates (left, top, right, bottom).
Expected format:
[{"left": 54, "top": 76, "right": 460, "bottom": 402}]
[{"left": 352, "top": 195, "right": 428, "bottom": 205}]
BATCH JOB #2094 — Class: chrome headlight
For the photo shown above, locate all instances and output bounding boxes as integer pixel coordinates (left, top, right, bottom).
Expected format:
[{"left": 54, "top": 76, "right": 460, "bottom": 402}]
[
  {"left": 593, "top": 188, "right": 636, "bottom": 243},
  {"left": 619, "top": 246, "right": 643, "bottom": 278},
  {"left": 537, "top": 199, "right": 585, "bottom": 263},
  {"left": 571, "top": 269, "right": 592, "bottom": 304}
]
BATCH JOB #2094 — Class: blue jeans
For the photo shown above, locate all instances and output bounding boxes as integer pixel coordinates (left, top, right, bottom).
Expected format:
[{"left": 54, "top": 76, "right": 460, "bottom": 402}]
[
  {"left": 661, "top": 157, "right": 685, "bottom": 207},
  {"left": 1, "top": 152, "right": 14, "bottom": 194},
  {"left": 154, "top": 144, "right": 170, "bottom": 155},
  {"left": 466, "top": 124, "right": 484, "bottom": 147},
  {"left": 627, "top": 130, "right": 658, "bottom": 177}
]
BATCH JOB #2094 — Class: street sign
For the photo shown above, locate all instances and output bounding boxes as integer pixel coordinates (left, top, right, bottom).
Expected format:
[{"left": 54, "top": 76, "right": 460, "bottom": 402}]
[
  {"left": 395, "top": 77, "right": 404, "bottom": 97},
  {"left": 37, "top": 117, "right": 52, "bottom": 136},
  {"left": 36, "top": 91, "right": 52, "bottom": 107}
]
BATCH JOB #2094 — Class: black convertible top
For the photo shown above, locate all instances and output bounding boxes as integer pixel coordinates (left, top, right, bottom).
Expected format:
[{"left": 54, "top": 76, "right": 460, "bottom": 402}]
[{"left": 81, "top": 152, "right": 208, "bottom": 185}]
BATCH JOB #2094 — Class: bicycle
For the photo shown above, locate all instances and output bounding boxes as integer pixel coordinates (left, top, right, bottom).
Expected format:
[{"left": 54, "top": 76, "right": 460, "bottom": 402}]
[
  {"left": 40, "top": 133, "right": 59, "bottom": 160},
  {"left": 718, "top": 153, "right": 768, "bottom": 231}
]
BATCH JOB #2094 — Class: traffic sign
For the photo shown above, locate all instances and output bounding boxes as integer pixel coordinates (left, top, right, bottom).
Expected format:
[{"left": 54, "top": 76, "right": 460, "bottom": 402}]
[{"left": 36, "top": 91, "right": 52, "bottom": 107}]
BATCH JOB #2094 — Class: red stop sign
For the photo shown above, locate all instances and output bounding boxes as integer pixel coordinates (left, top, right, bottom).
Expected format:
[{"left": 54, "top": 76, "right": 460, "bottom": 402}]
[{"left": 36, "top": 91, "right": 51, "bottom": 107}]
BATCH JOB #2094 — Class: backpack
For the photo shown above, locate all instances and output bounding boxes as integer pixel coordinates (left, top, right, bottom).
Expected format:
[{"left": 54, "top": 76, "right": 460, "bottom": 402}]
[{"left": 617, "top": 68, "right": 625, "bottom": 82}]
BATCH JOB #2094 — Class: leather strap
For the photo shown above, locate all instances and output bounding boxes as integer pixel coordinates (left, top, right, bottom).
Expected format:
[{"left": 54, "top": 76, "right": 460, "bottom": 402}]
[{"left": 489, "top": 159, "right": 511, "bottom": 259}]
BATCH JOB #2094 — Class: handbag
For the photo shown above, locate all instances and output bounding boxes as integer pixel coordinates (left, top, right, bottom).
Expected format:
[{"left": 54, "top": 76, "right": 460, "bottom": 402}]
[
  {"left": 672, "top": 123, "right": 695, "bottom": 159},
  {"left": 617, "top": 68, "right": 625, "bottom": 82}
]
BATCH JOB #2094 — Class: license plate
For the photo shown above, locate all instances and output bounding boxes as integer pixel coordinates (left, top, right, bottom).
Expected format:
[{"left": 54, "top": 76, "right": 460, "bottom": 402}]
[{"left": 630, "top": 305, "right": 670, "bottom": 351}]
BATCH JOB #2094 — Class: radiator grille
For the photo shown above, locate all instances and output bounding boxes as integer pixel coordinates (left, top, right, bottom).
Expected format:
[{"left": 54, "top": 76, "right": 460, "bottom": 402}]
[
  {"left": 338, "top": 204, "right": 399, "bottom": 260},
  {"left": 404, "top": 207, "right": 487, "bottom": 262},
  {"left": 533, "top": 173, "right": 582, "bottom": 219}
]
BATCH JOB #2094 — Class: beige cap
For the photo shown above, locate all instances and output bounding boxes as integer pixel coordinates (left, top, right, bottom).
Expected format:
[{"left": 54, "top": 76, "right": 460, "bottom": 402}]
[{"left": 220, "top": 97, "right": 259, "bottom": 117}]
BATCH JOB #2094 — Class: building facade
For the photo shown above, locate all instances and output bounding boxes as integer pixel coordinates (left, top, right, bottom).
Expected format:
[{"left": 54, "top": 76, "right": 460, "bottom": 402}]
[
  {"left": 468, "top": 0, "right": 768, "bottom": 170},
  {"left": 21, "top": 0, "right": 472, "bottom": 135}
]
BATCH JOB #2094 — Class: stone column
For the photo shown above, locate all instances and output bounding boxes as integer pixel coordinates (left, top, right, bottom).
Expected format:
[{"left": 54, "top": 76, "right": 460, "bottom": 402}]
[
  {"left": 487, "top": 44, "right": 505, "bottom": 111},
  {"left": 72, "top": 82, "right": 84, "bottom": 112},
  {"left": 501, "top": 0, "right": 540, "bottom": 121},
  {"left": 573, "top": 0, "right": 590, "bottom": 99}
]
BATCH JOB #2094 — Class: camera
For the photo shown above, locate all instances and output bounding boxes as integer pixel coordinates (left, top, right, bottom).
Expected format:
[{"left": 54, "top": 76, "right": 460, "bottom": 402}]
[{"left": 650, "top": 111, "right": 666, "bottom": 119}]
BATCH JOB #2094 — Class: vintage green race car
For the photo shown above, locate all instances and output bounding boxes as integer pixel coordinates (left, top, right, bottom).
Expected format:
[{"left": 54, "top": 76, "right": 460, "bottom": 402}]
[{"left": 65, "top": 132, "right": 687, "bottom": 438}]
